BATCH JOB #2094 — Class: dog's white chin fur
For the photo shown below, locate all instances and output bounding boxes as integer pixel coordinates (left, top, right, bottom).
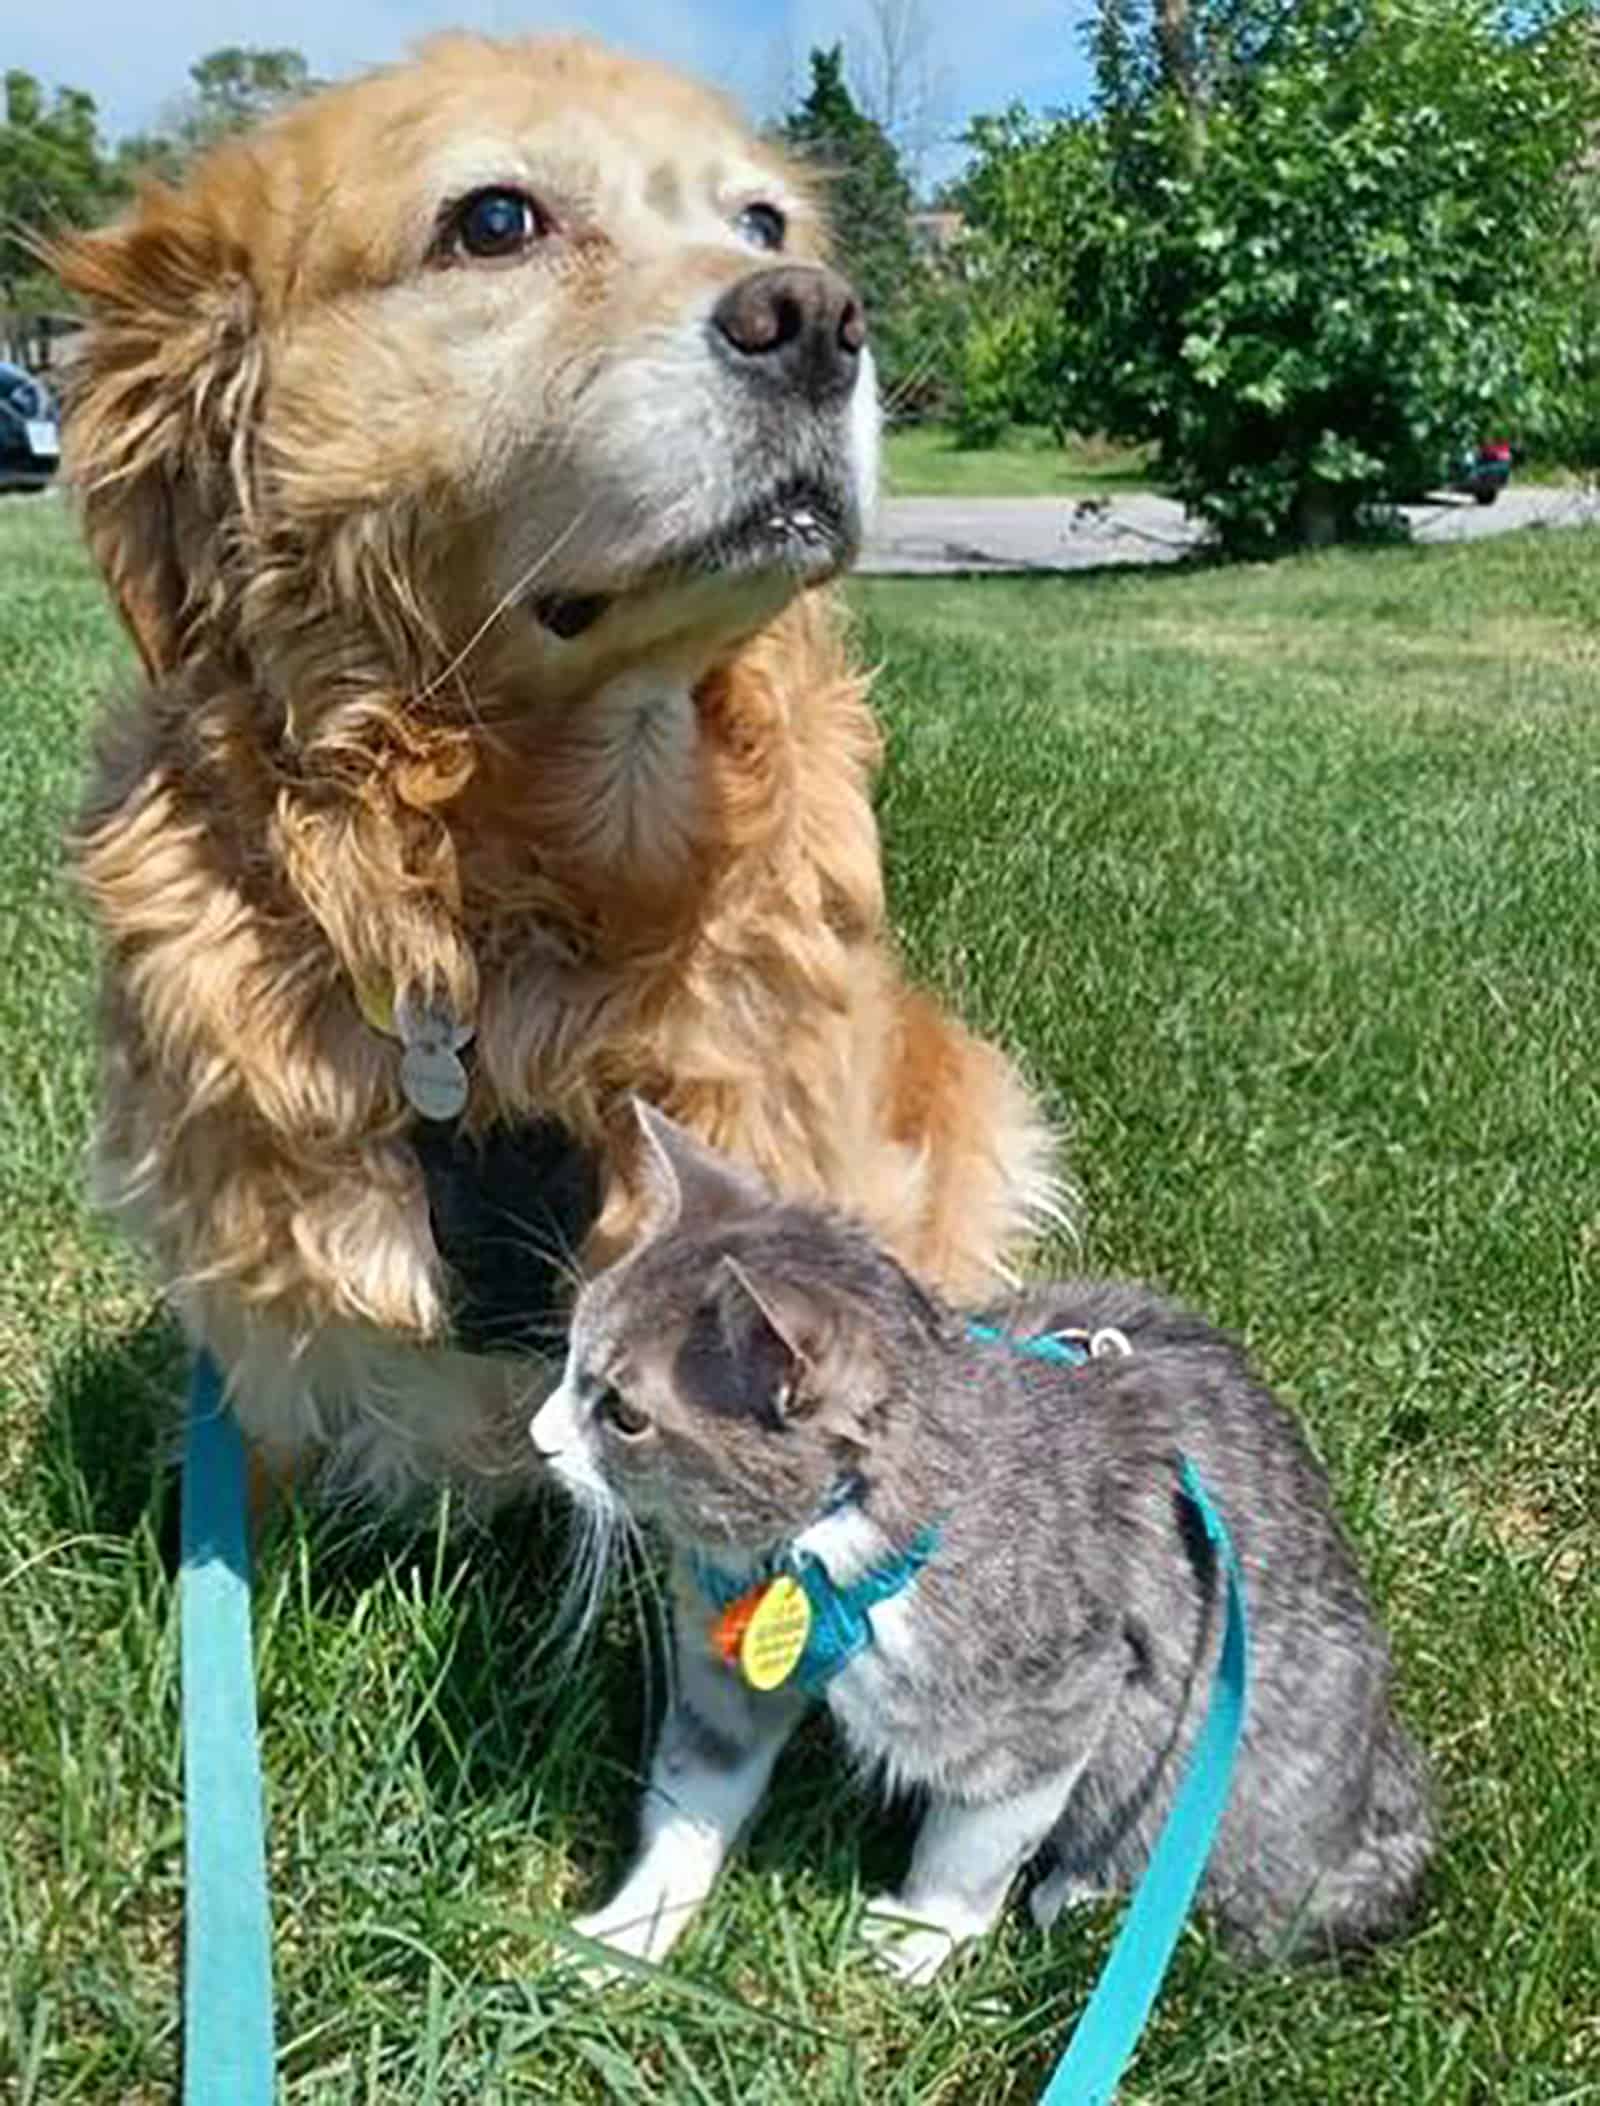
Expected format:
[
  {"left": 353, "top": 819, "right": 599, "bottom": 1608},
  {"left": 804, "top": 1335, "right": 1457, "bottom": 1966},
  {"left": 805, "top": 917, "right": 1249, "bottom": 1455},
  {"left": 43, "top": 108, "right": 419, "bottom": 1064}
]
[{"left": 500, "top": 347, "right": 882, "bottom": 674}]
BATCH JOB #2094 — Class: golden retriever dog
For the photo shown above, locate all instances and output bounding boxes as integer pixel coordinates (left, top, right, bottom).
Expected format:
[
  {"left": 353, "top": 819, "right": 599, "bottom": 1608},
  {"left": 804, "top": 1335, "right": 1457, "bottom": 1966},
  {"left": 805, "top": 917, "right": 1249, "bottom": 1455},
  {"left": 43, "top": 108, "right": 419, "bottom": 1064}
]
[{"left": 55, "top": 32, "right": 1057, "bottom": 1512}]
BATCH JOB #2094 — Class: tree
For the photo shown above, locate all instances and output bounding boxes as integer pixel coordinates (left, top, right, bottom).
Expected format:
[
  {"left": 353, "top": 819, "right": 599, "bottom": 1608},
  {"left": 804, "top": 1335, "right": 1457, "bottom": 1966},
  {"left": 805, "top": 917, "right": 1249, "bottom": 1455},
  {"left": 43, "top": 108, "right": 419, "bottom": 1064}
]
[
  {"left": 0, "top": 69, "right": 117, "bottom": 314},
  {"left": 1, "top": 47, "right": 314, "bottom": 351},
  {"left": 782, "top": 45, "right": 915, "bottom": 310},
  {"left": 781, "top": 45, "right": 929, "bottom": 413},
  {"left": 109, "top": 131, "right": 189, "bottom": 189},
  {"left": 959, "top": 0, "right": 1600, "bottom": 551},
  {"left": 125, "top": 46, "right": 315, "bottom": 177},
  {"left": 183, "top": 46, "right": 312, "bottom": 146},
  {"left": 849, "top": 0, "right": 949, "bottom": 185}
]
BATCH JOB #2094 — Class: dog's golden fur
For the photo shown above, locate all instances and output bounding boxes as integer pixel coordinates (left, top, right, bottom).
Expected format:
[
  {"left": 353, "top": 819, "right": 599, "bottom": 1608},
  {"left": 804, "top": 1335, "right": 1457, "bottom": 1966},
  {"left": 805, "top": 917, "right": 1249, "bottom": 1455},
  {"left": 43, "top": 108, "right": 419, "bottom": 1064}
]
[{"left": 57, "top": 34, "right": 1057, "bottom": 1505}]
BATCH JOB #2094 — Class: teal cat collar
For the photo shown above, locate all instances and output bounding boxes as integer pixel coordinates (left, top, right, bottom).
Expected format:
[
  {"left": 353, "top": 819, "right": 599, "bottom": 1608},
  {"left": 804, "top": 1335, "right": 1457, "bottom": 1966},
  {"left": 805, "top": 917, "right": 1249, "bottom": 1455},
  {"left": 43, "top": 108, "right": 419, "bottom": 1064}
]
[{"left": 690, "top": 1517, "right": 941, "bottom": 1695}]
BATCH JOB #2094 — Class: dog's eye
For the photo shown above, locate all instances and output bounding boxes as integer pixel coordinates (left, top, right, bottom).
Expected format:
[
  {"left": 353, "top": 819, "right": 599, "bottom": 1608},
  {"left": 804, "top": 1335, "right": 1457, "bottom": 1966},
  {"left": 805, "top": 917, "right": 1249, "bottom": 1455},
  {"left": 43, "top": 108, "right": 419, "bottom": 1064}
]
[
  {"left": 736, "top": 202, "right": 786, "bottom": 253},
  {"left": 449, "top": 186, "right": 548, "bottom": 262},
  {"left": 596, "top": 1386, "right": 652, "bottom": 1440}
]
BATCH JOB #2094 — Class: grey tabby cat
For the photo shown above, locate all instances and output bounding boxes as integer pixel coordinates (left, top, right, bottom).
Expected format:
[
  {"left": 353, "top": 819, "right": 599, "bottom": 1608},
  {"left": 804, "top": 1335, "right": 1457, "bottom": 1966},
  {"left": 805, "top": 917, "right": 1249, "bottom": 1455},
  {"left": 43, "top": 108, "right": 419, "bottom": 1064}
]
[{"left": 531, "top": 1103, "right": 1434, "bottom": 1984}]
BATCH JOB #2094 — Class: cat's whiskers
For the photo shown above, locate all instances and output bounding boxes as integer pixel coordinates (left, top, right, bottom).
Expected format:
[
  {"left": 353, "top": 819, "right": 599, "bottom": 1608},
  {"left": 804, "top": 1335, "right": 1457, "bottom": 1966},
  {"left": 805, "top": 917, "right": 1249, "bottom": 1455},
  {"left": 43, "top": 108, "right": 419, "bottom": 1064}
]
[
  {"left": 543, "top": 1485, "right": 622, "bottom": 1666},
  {"left": 614, "top": 1508, "right": 676, "bottom": 1751},
  {"left": 532, "top": 1469, "right": 676, "bottom": 1743}
]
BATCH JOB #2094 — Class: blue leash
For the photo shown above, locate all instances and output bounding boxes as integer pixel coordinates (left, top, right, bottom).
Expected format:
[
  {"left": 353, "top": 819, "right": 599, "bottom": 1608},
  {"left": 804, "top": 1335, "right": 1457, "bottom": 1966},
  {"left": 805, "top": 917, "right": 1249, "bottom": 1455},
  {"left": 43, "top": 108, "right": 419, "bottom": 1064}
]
[
  {"left": 1039, "top": 1455, "right": 1249, "bottom": 2104},
  {"left": 969, "top": 1324, "right": 1251, "bottom": 2106},
  {"left": 180, "top": 1353, "right": 276, "bottom": 2105}
]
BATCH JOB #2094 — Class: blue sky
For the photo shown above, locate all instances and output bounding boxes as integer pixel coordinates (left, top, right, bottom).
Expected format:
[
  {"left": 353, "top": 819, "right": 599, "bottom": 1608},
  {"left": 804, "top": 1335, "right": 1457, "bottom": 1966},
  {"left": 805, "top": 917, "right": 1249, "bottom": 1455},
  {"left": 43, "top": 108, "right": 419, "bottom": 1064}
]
[{"left": 8, "top": 2, "right": 1095, "bottom": 184}]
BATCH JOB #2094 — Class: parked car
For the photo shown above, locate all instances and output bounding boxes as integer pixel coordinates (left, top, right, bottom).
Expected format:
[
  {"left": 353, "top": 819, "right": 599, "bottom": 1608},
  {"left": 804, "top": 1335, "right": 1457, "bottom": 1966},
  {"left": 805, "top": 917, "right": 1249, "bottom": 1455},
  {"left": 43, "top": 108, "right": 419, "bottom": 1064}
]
[
  {"left": 0, "top": 362, "right": 61, "bottom": 489},
  {"left": 1449, "top": 438, "right": 1513, "bottom": 506}
]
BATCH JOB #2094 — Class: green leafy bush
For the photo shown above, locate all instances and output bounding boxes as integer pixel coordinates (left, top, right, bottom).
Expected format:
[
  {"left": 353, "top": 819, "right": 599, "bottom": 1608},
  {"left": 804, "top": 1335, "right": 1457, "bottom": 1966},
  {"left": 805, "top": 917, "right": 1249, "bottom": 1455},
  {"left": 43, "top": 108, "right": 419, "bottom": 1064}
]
[{"left": 959, "top": 1, "right": 1600, "bottom": 551}]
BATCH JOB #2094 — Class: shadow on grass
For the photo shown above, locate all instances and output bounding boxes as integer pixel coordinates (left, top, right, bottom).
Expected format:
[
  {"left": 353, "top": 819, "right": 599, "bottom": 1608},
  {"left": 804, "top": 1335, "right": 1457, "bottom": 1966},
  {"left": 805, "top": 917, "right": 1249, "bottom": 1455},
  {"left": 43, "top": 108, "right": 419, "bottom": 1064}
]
[{"left": 38, "top": 1305, "right": 187, "bottom": 1546}]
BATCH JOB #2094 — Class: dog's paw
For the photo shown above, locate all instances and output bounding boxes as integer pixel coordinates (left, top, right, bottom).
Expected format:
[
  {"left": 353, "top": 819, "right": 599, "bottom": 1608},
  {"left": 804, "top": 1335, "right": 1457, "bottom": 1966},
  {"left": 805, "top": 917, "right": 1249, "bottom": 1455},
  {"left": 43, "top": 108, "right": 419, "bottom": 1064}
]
[{"left": 860, "top": 1896, "right": 970, "bottom": 1987}]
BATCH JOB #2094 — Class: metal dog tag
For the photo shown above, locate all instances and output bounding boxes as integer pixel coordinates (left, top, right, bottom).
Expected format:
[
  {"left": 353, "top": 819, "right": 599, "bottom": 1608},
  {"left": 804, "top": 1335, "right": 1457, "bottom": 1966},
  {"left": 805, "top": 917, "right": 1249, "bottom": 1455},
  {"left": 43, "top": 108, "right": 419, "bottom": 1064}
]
[
  {"left": 399, "top": 1043, "right": 469, "bottom": 1121},
  {"left": 394, "top": 989, "right": 474, "bottom": 1123}
]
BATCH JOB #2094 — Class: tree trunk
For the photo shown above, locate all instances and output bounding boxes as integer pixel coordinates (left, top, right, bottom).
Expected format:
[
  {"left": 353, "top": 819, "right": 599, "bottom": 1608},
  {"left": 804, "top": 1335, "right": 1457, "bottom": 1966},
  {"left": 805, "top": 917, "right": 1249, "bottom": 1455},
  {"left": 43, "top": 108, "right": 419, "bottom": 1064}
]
[
  {"left": 1291, "top": 481, "right": 1349, "bottom": 548},
  {"left": 1156, "top": 0, "right": 1200, "bottom": 104},
  {"left": 1156, "top": 0, "right": 1206, "bottom": 163}
]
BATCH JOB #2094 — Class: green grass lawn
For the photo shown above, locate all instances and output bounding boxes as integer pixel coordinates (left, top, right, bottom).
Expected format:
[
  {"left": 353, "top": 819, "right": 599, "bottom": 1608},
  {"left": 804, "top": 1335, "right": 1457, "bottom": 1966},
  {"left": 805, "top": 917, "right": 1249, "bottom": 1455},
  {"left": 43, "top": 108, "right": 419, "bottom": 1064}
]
[
  {"left": 882, "top": 424, "right": 1152, "bottom": 499},
  {"left": 3, "top": 492, "right": 1599, "bottom": 2102},
  {"left": 879, "top": 424, "right": 1586, "bottom": 499}
]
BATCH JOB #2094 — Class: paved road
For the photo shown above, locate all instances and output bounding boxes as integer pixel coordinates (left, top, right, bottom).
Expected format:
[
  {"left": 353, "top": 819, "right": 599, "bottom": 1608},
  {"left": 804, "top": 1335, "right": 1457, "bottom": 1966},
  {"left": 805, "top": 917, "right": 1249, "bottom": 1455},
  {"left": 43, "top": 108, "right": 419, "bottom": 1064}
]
[
  {"left": 11, "top": 478, "right": 1595, "bottom": 577},
  {"left": 858, "top": 483, "right": 1600, "bottom": 575}
]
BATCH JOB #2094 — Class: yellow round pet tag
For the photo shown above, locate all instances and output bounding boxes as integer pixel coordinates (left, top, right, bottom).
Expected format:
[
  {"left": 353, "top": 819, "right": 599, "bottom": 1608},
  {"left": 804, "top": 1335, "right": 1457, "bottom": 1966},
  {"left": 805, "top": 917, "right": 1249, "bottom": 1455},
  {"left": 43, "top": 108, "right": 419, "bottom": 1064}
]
[{"left": 738, "top": 1575, "right": 812, "bottom": 1691}]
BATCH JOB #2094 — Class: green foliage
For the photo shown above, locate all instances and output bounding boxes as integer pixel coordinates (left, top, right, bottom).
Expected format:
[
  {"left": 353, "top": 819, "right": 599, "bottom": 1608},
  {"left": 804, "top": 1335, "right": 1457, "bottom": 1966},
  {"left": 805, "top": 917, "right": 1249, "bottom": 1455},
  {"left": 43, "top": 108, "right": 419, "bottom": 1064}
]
[
  {"left": 959, "top": 0, "right": 1600, "bottom": 551},
  {"left": 178, "top": 45, "right": 313, "bottom": 153},
  {"left": 879, "top": 258, "right": 975, "bottom": 421},
  {"left": 951, "top": 110, "right": 1100, "bottom": 445},
  {"left": 0, "top": 70, "right": 118, "bottom": 304},
  {"left": 783, "top": 45, "right": 914, "bottom": 312},
  {"left": 1522, "top": 155, "right": 1600, "bottom": 468},
  {"left": 780, "top": 45, "right": 940, "bottom": 417},
  {"left": 110, "top": 45, "right": 316, "bottom": 182},
  {"left": 0, "top": 45, "right": 314, "bottom": 335},
  {"left": 108, "top": 131, "right": 189, "bottom": 190}
]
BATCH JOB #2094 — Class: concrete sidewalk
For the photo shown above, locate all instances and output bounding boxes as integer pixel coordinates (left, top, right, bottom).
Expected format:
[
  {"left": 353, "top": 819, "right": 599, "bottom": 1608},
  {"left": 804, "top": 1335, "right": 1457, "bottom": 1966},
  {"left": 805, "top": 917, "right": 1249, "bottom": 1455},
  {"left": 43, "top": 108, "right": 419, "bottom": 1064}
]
[{"left": 857, "top": 484, "right": 1600, "bottom": 575}]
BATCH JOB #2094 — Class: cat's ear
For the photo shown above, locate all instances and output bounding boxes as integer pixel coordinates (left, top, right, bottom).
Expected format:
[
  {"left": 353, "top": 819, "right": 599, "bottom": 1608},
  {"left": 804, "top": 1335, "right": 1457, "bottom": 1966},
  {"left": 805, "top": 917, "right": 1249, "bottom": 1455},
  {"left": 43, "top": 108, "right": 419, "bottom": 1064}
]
[
  {"left": 630, "top": 1099, "right": 771, "bottom": 1240},
  {"left": 712, "top": 1256, "right": 832, "bottom": 1425}
]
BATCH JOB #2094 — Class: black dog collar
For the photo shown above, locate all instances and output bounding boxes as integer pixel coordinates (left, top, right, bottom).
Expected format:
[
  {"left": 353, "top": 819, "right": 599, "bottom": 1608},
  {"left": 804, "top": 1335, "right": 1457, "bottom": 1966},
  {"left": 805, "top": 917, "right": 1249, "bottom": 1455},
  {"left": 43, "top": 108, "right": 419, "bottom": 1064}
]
[{"left": 411, "top": 1111, "right": 601, "bottom": 1358}]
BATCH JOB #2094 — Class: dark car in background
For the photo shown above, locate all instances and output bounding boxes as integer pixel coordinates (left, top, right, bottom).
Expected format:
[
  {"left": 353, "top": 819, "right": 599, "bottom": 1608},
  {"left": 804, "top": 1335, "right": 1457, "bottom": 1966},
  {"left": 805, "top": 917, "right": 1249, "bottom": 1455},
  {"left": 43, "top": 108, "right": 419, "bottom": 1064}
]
[
  {"left": 0, "top": 362, "right": 61, "bottom": 489},
  {"left": 1449, "top": 438, "right": 1513, "bottom": 506}
]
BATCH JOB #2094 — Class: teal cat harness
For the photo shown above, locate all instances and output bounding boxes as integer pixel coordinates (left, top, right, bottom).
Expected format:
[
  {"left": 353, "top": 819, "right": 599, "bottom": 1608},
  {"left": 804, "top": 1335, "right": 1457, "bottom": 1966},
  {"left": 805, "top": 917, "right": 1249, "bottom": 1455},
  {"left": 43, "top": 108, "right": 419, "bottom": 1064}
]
[{"left": 689, "top": 1514, "right": 943, "bottom": 1694}]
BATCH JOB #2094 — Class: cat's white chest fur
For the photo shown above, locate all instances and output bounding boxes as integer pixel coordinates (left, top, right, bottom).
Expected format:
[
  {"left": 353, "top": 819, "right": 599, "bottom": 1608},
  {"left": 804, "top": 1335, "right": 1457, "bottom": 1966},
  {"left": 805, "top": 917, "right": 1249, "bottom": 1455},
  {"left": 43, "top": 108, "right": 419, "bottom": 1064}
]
[{"left": 788, "top": 1504, "right": 938, "bottom": 1796}]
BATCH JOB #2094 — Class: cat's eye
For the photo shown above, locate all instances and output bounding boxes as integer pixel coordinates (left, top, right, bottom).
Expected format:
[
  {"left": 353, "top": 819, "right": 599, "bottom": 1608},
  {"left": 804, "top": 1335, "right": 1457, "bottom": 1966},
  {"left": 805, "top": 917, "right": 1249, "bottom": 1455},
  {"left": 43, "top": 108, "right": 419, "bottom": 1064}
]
[
  {"left": 595, "top": 1386, "right": 652, "bottom": 1440},
  {"left": 444, "top": 186, "right": 550, "bottom": 263},
  {"left": 736, "top": 201, "right": 787, "bottom": 252}
]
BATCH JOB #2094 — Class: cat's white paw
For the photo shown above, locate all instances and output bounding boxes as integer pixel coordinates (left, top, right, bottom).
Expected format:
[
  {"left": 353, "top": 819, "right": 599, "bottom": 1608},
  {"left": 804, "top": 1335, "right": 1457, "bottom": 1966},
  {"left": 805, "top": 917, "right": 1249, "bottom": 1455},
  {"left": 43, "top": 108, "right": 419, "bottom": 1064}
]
[
  {"left": 1029, "top": 1866, "right": 1112, "bottom": 1933},
  {"left": 562, "top": 1815, "right": 728, "bottom": 1978},
  {"left": 562, "top": 1897, "right": 675, "bottom": 1985},
  {"left": 861, "top": 1896, "right": 975, "bottom": 1986}
]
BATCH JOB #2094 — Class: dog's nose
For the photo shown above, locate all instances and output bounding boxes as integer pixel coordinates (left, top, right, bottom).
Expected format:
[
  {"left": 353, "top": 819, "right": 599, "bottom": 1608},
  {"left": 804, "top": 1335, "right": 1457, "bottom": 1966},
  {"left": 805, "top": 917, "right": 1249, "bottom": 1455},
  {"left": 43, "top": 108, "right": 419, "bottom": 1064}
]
[{"left": 710, "top": 266, "right": 866, "bottom": 406}]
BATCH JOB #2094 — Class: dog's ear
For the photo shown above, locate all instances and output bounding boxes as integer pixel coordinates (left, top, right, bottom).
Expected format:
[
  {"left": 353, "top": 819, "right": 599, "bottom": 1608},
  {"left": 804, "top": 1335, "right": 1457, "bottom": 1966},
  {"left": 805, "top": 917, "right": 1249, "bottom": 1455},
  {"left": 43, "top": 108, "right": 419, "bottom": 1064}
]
[{"left": 48, "top": 174, "right": 265, "bottom": 680}]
